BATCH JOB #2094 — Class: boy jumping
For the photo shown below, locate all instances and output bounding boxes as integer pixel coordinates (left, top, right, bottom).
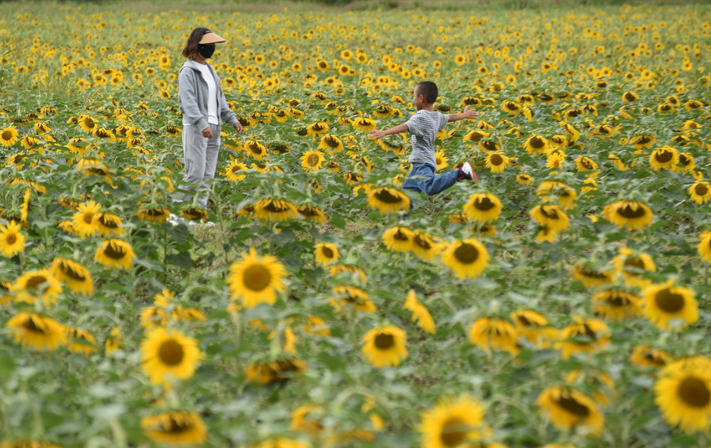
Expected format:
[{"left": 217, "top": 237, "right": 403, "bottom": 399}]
[{"left": 369, "top": 81, "right": 478, "bottom": 196}]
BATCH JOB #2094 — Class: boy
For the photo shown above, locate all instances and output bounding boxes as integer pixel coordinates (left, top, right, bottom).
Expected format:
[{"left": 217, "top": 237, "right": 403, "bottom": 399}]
[{"left": 369, "top": 81, "right": 478, "bottom": 196}]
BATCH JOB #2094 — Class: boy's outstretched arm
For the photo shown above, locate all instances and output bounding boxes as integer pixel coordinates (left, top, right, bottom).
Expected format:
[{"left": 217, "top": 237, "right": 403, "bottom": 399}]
[
  {"left": 448, "top": 107, "right": 479, "bottom": 123},
  {"left": 369, "top": 123, "right": 408, "bottom": 139}
]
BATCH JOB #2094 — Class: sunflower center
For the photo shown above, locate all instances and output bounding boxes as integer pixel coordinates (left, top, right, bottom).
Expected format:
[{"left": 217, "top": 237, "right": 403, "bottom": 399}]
[
  {"left": 1, "top": 130, "right": 12, "bottom": 140},
  {"left": 490, "top": 154, "right": 503, "bottom": 165},
  {"left": 654, "top": 150, "right": 673, "bottom": 163},
  {"left": 147, "top": 208, "right": 168, "bottom": 218},
  {"left": 243, "top": 265, "right": 272, "bottom": 292},
  {"left": 624, "top": 258, "right": 645, "bottom": 272},
  {"left": 440, "top": 417, "right": 469, "bottom": 447},
  {"left": 606, "top": 292, "right": 629, "bottom": 307},
  {"left": 695, "top": 184, "right": 709, "bottom": 195},
  {"left": 83, "top": 212, "right": 95, "bottom": 224},
  {"left": 98, "top": 214, "right": 119, "bottom": 228},
  {"left": 158, "top": 339, "right": 185, "bottom": 366},
  {"left": 528, "top": 137, "right": 545, "bottom": 149},
  {"left": 264, "top": 201, "right": 290, "bottom": 213},
  {"left": 394, "top": 229, "right": 410, "bottom": 241},
  {"left": 104, "top": 242, "right": 127, "bottom": 260},
  {"left": 308, "top": 155, "right": 320, "bottom": 166},
  {"left": 6, "top": 234, "right": 17, "bottom": 245},
  {"left": 374, "top": 333, "right": 395, "bottom": 350},
  {"left": 654, "top": 288, "right": 685, "bottom": 313},
  {"left": 678, "top": 377, "right": 711, "bottom": 408},
  {"left": 22, "top": 316, "right": 48, "bottom": 334},
  {"left": 321, "top": 247, "right": 334, "bottom": 258},
  {"left": 540, "top": 206, "right": 559, "bottom": 219},
  {"left": 25, "top": 275, "right": 48, "bottom": 291},
  {"left": 325, "top": 136, "right": 339, "bottom": 148},
  {"left": 60, "top": 262, "right": 86, "bottom": 281},
  {"left": 374, "top": 189, "right": 404, "bottom": 204},
  {"left": 680, "top": 154, "right": 692, "bottom": 166},
  {"left": 474, "top": 197, "right": 496, "bottom": 211},
  {"left": 557, "top": 395, "right": 591, "bottom": 417},
  {"left": 454, "top": 243, "right": 479, "bottom": 264},
  {"left": 617, "top": 203, "right": 647, "bottom": 219}
]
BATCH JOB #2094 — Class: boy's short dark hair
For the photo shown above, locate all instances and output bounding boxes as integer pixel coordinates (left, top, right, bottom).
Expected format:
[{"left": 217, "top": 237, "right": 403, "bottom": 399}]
[{"left": 415, "top": 81, "right": 438, "bottom": 104}]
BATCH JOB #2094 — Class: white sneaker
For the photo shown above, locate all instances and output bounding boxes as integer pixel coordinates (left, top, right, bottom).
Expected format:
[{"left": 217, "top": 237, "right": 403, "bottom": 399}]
[{"left": 458, "top": 162, "right": 478, "bottom": 181}]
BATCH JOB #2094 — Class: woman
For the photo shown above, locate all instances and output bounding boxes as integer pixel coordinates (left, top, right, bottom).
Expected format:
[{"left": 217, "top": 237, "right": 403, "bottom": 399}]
[{"left": 175, "top": 27, "right": 242, "bottom": 214}]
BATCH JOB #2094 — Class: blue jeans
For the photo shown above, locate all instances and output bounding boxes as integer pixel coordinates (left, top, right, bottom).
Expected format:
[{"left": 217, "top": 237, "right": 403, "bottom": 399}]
[{"left": 402, "top": 163, "right": 459, "bottom": 195}]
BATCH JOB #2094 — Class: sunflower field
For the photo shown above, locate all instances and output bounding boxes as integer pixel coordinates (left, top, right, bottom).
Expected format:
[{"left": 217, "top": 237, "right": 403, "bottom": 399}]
[{"left": 1, "top": 1, "right": 711, "bottom": 447}]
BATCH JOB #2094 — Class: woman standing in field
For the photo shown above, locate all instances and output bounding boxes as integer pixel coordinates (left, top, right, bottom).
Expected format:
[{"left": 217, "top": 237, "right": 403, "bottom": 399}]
[{"left": 174, "top": 27, "right": 242, "bottom": 219}]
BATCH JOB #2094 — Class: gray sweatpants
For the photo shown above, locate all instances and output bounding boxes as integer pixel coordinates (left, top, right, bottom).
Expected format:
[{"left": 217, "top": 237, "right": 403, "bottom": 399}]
[{"left": 180, "top": 123, "right": 221, "bottom": 208}]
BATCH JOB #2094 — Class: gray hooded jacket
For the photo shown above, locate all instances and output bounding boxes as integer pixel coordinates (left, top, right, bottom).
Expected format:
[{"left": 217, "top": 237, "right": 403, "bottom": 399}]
[{"left": 178, "top": 60, "right": 238, "bottom": 131}]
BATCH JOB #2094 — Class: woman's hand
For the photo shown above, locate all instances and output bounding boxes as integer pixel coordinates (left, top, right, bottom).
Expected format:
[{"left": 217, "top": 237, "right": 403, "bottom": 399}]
[
  {"left": 202, "top": 127, "right": 213, "bottom": 139},
  {"left": 233, "top": 122, "right": 243, "bottom": 134}
]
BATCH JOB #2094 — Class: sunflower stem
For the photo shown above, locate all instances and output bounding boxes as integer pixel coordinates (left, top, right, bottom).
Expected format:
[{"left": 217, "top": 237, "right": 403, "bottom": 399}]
[{"left": 108, "top": 418, "right": 127, "bottom": 448}]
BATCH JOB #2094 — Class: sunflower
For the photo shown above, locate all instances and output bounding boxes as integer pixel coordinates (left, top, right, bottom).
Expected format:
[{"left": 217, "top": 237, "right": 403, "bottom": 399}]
[
  {"left": 630, "top": 345, "right": 673, "bottom": 369},
  {"left": 699, "top": 231, "right": 711, "bottom": 263},
  {"left": 66, "top": 326, "right": 98, "bottom": 354},
  {"left": 140, "top": 306, "right": 170, "bottom": 330},
  {"left": 642, "top": 280, "right": 698, "bottom": 331},
  {"left": 136, "top": 206, "right": 171, "bottom": 224},
  {"left": 419, "top": 395, "right": 486, "bottom": 448},
  {"left": 404, "top": 290, "right": 436, "bottom": 334},
  {"left": 460, "top": 126, "right": 488, "bottom": 142},
  {"left": 501, "top": 100, "right": 522, "bottom": 115},
  {"left": 330, "top": 264, "right": 367, "bottom": 283},
  {"left": 612, "top": 247, "right": 656, "bottom": 287},
  {"left": 314, "top": 243, "right": 339, "bottom": 266},
  {"left": 688, "top": 181, "right": 711, "bottom": 205},
  {"left": 571, "top": 263, "right": 613, "bottom": 288},
  {"left": 318, "top": 134, "right": 344, "bottom": 153},
  {"left": 300, "top": 150, "right": 326, "bottom": 172},
  {"left": 297, "top": 204, "right": 326, "bottom": 223},
  {"left": 224, "top": 160, "right": 248, "bottom": 182},
  {"left": 141, "top": 411, "right": 207, "bottom": 447},
  {"left": 0, "top": 441, "right": 64, "bottom": 448},
  {"left": 655, "top": 356, "right": 711, "bottom": 433},
  {"left": 331, "top": 285, "right": 377, "bottom": 314},
  {"left": 352, "top": 117, "right": 377, "bottom": 132},
  {"left": 629, "top": 134, "right": 656, "bottom": 149},
  {"left": 228, "top": 247, "right": 286, "bottom": 308},
  {"left": 516, "top": 173, "right": 533, "bottom": 186},
  {"left": 537, "top": 181, "right": 576, "bottom": 210},
  {"left": 0, "top": 220, "right": 25, "bottom": 258},
  {"left": 441, "top": 239, "right": 490, "bottom": 279},
  {"left": 382, "top": 225, "right": 414, "bottom": 252},
  {"left": 140, "top": 327, "right": 204, "bottom": 385},
  {"left": 95, "top": 239, "right": 136, "bottom": 269},
  {"left": 537, "top": 386, "right": 604, "bottom": 436},
  {"left": 469, "top": 317, "right": 518, "bottom": 354},
  {"left": 361, "top": 325, "right": 408, "bottom": 368},
  {"left": 78, "top": 115, "right": 98, "bottom": 133},
  {"left": 412, "top": 231, "right": 441, "bottom": 262},
  {"left": 435, "top": 149, "right": 449, "bottom": 170},
  {"left": 510, "top": 309, "right": 558, "bottom": 349},
  {"left": 245, "top": 140, "right": 267, "bottom": 160},
  {"left": 555, "top": 317, "right": 610, "bottom": 359},
  {"left": 49, "top": 257, "right": 92, "bottom": 295},
  {"left": 592, "top": 289, "right": 642, "bottom": 321},
  {"left": 12, "top": 269, "right": 62, "bottom": 307},
  {"left": 478, "top": 139, "right": 500, "bottom": 153},
  {"left": 463, "top": 193, "right": 502, "bottom": 223},
  {"left": 245, "top": 357, "right": 306, "bottom": 385},
  {"left": 602, "top": 200, "right": 654, "bottom": 230},
  {"left": 253, "top": 199, "right": 299, "bottom": 222},
  {"left": 94, "top": 212, "right": 123, "bottom": 237},
  {"left": 250, "top": 438, "right": 311, "bottom": 448},
  {"left": 484, "top": 152, "right": 509, "bottom": 173},
  {"left": 0, "top": 126, "right": 19, "bottom": 147},
  {"left": 530, "top": 204, "right": 569, "bottom": 232},
  {"left": 291, "top": 404, "right": 324, "bottom": 437},
  {"left": 621, "top": 91, "right": 638, "bottom": 102},
  {"left": 367, "top": 187, "right": 410, "bottom": 215},
  {"left": 6, "top": 312, "right": 66, "bottom": 351},
  {"left": 72, "top": 200, "right": 102, "bottom": 238},
  {"left": 565, "top": 369, "right": 614, "bottom": 408},
  {"left": 649, "top": 146, "right": 679, "bottom": 171}
]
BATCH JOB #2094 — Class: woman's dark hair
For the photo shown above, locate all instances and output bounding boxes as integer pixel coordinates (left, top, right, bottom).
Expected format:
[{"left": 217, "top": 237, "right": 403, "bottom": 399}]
[{"left": 182, "top": 27, "right": 210, "bottom": 59}]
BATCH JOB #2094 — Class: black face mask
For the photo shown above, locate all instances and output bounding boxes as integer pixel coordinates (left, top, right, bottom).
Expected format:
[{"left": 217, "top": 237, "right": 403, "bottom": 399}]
[{"left": 198, "top": 44, "right": 215, "bottom": 59}]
